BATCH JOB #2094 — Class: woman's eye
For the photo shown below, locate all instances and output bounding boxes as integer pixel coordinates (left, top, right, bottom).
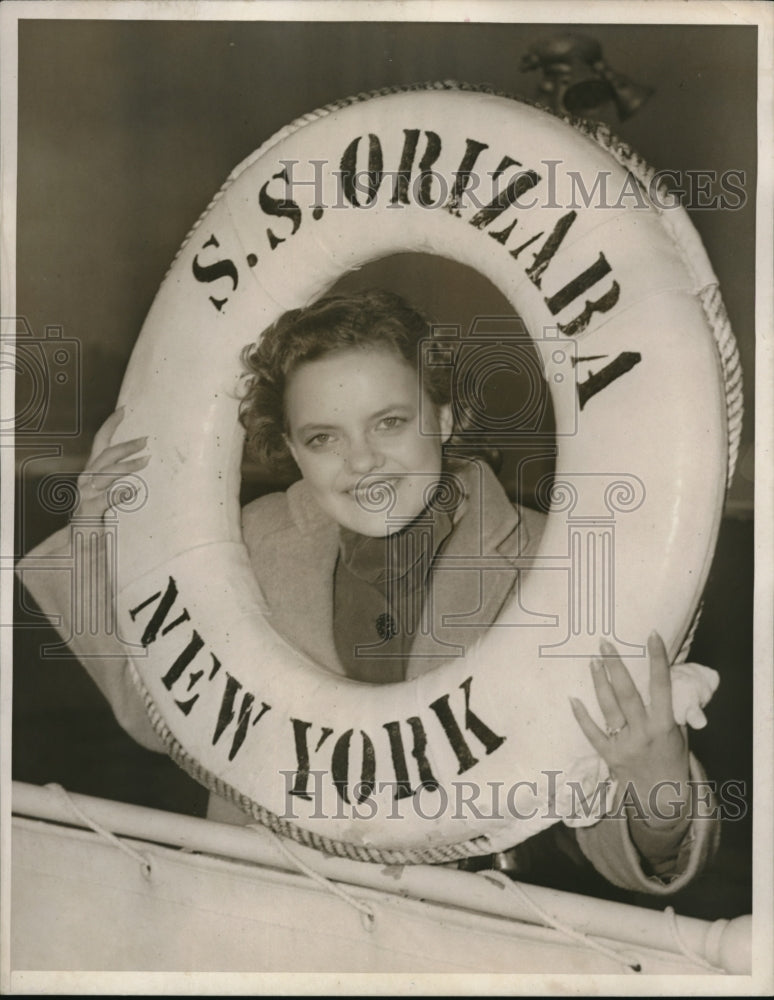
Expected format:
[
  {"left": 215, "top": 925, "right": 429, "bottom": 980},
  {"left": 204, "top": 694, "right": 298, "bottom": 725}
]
[
  {"left": 377, "top": 416, "right": 406, "bottom": 431},
  {"left": 307, "top": 433, "right": 333, "bottom": 448}
]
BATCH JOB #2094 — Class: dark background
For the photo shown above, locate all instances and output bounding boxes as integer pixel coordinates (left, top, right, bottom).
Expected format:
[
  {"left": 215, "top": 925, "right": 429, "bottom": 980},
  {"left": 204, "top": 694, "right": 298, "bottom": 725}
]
[{"left": 13, "top": 19, "right": 755, "bottom": 920}]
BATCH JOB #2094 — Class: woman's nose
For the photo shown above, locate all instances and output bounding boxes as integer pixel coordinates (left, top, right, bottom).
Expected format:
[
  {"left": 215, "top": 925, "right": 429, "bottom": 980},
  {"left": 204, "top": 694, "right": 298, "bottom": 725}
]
[{"left": 346, "top": 438, "right": 383, "bottom": 474}]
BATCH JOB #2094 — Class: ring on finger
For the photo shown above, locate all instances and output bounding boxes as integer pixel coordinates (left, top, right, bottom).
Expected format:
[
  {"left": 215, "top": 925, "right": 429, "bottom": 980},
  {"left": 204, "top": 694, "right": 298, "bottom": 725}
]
[{"left": 606, "top": 721, "right": 628, "bottom": 738}]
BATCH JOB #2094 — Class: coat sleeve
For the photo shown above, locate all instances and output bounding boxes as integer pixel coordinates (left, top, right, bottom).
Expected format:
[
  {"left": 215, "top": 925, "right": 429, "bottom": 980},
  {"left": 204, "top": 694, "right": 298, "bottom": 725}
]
[
  {"left": 15, "top": 524, "right": 166, "bottom": 753},
  {"left": 574, "top": 753, "right": 720, "bottom": 893}
]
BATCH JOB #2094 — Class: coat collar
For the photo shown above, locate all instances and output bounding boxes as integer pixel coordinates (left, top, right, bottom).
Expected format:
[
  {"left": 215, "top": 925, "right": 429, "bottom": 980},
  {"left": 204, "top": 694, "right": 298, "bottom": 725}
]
[{"left": 273, "top": 459, "right": 526, "bottom": 678}]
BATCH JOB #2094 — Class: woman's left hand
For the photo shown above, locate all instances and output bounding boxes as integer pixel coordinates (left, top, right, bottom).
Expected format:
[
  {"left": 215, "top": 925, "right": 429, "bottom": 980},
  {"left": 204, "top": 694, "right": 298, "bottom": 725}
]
[{"left": 570, "top": 631, "right": 691, "bottom": 841}]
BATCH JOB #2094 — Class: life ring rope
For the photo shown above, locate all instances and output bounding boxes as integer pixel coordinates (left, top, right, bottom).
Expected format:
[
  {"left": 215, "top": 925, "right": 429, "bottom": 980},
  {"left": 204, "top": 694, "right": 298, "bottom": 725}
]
[
  {"left": 131, "top": 661, "right": 496, "bottom": 865},
  {"left": 127, "top": 82, "right": 742, "bottom": 863},
  {"left": 165, "top": 81, "right": 468, "bottom": 281}
]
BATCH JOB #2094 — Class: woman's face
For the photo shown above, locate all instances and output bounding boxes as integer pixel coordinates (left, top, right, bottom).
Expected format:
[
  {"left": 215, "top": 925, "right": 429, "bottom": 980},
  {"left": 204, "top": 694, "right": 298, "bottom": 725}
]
[{"left": 285, "top": 345, "right": 453, "bottom": 536}]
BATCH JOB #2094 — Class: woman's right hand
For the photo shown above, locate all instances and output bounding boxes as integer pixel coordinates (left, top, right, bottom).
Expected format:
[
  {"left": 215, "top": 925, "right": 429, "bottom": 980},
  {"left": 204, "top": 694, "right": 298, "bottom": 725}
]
[{"left": 73, "top": 407, "right": 150, "bottom": 520}]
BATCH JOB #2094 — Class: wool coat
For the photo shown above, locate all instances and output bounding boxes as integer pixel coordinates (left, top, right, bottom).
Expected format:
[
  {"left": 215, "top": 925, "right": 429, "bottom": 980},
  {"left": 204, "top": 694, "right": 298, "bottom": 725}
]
[{"left": 242, "top": 458, "right": 546, "bottom": 680}]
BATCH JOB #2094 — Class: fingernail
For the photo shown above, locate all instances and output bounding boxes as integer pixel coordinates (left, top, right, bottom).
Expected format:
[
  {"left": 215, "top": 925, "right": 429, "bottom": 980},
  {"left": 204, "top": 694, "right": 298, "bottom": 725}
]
[
  {"left": 600, "top": 638, "right": 615, "bottom": 654},
  {"left": 117, "top": 405, "right": 125, "bottom": 414}
]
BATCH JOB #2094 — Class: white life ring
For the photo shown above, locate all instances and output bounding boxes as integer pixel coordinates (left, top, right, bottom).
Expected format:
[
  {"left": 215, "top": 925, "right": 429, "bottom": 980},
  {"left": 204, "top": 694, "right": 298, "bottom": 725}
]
[{"left": 113, "top": 84, "right": 740, "bottom": 862}]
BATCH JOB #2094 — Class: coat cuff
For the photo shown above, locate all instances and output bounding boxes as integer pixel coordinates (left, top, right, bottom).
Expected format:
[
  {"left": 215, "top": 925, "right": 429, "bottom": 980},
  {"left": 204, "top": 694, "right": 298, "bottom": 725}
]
[
  {"left": 16, "top": 526, "right": 166, "bottom": 753},
  {"left": 574, "top": 753, "right": 721, "bottom": 894}
]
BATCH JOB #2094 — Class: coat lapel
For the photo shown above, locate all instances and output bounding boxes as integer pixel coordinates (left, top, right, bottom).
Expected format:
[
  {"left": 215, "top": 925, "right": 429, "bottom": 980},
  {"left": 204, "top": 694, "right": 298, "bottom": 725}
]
[
  {"left": 243, "top": 481, "right": 345, "bottom": 676},
  {"left": 406, "top": 459, "right": 539, "bottom": 677}
]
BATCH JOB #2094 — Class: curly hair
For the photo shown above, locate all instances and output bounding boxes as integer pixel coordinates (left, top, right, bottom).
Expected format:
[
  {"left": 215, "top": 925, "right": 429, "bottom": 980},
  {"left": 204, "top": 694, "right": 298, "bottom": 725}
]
[{"left": 239, "top": 289, "right": 453, "bottom": 473}]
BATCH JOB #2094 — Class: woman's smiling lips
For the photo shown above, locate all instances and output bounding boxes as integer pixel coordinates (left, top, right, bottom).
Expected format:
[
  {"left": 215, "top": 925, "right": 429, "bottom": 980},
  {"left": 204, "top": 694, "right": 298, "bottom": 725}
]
[{"left": 344, "top": 477, "right": 401, "bottom": 503}]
